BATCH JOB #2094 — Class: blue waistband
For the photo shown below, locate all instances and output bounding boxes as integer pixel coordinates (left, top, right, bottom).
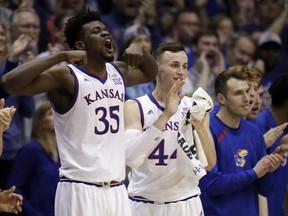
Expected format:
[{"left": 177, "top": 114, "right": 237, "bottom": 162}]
[
  {"left": 129, "top": 194, "right": 198, "bottom": 205},
  {"left": 60, "top": 178, "right": 123, "bottom": 188}
]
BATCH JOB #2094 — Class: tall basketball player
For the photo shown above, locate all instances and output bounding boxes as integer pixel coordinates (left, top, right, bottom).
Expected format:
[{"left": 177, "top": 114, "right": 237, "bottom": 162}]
[{"left": 0, "top": 10, "right": 157, "bottom": 216}]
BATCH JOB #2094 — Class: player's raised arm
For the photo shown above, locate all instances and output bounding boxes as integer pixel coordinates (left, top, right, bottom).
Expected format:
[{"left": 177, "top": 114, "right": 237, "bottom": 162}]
[
  {"left": 125, "top": 79, "right": 185, "bottom": 168},
  {"left": 0, "top": 50, "right": 87, "bottom": 95},
  {"left": 114, "top": 42, "right": 158, "bottom": 87},
  {"left": 188, "top": 113, "right": 216, "bottom": 170}
]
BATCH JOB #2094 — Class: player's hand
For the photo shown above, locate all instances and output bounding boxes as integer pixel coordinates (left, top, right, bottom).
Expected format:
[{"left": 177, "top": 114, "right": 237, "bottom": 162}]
[
  {"left": 267, "top": 147, "right": 283, "bottom": 172},
  {"left": 188, "top": 112, "right": 207, "bottom": 130},
  {"left": 264, "top": 122, "right": 288, "bottom": 148},
  {"left": 64, "top": 50, "right": 87, "bottom": 65},
  {"left": 253, "top": 155, "right": 271, "bottom": 178},
  {"left": 123, "top": 43, "right": 144, "bottom": 67},
  {"left": 164, "top": 79, "right": 185, "bottom": 117}
]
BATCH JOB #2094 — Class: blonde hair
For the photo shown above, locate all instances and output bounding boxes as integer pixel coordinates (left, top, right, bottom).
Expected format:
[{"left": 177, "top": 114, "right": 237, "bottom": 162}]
[
  {"left": 31, "top": 101, "right": 53, "bottom": 156},
  {"left": 226, "top": 65, "right": 262, "bottom": 86}
]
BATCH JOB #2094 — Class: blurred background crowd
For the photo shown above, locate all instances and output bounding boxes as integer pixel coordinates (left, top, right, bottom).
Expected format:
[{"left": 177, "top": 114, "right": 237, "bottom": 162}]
[{"left": 0, "top": 0, "right": 287, "bottom": 215}]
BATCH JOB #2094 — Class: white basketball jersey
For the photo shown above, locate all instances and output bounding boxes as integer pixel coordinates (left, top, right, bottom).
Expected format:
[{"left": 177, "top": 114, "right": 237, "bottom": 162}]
[
  {"left": 128, "top": 93, "right": 201, "bottom": 202},
  {"left": 52, "top": 63, "right": 125, "bottom": 182}
]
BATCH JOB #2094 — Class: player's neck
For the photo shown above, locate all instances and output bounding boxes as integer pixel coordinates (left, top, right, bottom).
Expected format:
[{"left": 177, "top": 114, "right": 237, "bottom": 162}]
[
  {"left": 81, "top": 62, "right": 107, "bottom": 78},
  {"left": 82, "top": 66, "right": 107, "bottom": 79},
  {"left": 151, "top": 88, "right": 166, "bottom": 106},
  {"left": 217, "top": 108, "right": 241, "bottom": 129}
]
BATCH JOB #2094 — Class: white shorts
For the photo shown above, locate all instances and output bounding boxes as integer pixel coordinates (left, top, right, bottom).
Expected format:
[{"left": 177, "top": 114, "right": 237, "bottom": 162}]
[
  {"left": 55, "top": 181, "right": 132, "bottom": 216},
  {"left": 129, "top": 195, "right": 204, "bottom": 216}
]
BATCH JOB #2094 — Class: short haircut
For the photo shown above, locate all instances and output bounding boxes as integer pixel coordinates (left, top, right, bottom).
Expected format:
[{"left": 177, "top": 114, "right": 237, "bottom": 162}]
[
  {"left": 64, "top": 9, "right": 101, "bottom": 49},
  {"left": 268, "top": 74, "right": 288, "bottom": 108},
  {"left": 10, "top": 6, "right": 39, "bottom": 26},
  {"left": 152, "top": 42, "right": 185, "bottom": 61},
  {"left": 244, "top": 67, "right": 262, "bottom": 86},
  {"left": 225, "top": 66, "right": 262, "bottom": 86},
  {"left": 214, "top": 66, "right": 248, "bottom": 96}
]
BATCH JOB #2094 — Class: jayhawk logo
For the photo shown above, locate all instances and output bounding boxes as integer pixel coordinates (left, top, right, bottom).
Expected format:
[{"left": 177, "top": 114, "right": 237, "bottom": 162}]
[
  {"left": 235, "top": 149, "right": 248, "bottom": 167},
  {"left": 281, "top": 152, "right": 288, "bottom": 166}
]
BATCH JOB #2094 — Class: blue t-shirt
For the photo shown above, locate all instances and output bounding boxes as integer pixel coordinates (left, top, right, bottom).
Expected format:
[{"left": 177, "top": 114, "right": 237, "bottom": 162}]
[{"left": 199, "top": 115, "right": 273, "bottom": 216}]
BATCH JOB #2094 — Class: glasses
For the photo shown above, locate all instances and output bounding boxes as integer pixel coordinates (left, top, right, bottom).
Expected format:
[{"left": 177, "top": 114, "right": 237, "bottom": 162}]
[
  {"left": 255, "top": 0, "right": 283, "bottom": 4},
  {"left": 16, "top": 24, "right": 40, "bottom": 30}
]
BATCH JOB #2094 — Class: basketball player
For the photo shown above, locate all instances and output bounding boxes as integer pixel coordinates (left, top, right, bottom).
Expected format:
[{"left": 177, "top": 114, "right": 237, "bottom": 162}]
[
  {"left": 0, "top": 10, "right": 157, "bottom": 216},
  {"left": 124, "top": 42, "right": 216, "bottom": 216}
]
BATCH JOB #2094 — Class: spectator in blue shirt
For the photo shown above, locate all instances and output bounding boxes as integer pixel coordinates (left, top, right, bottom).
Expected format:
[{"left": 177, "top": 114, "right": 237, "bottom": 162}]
[
  {"left": 5, "top": 101, "right": 60, "bottom": 216},
  {"left": 199, "top": 66, "right": 282, "bottom": 216}
]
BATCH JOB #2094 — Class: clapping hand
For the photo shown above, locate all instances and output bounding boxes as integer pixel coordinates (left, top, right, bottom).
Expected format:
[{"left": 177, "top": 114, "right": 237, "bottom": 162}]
[
  {"left": 0, "top": 186, "right": 23, "bottom": 214},
  {"left": 0, "top": 99, "right": 16, "bottom": 132},
  {"left": 264, "top": 122, "right": 288, "bottom": 148}
]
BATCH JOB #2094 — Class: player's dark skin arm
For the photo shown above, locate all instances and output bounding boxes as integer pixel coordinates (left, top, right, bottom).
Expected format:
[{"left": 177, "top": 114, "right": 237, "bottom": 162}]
[
  {"left": 0, "top": 51, "right": 87, "bottom": 95},
  {"left": 0, "top": 50, "right": 87, "bottom": 111},
  {"left": 115, "top": 43, "right": 158, "bottom": 87}
]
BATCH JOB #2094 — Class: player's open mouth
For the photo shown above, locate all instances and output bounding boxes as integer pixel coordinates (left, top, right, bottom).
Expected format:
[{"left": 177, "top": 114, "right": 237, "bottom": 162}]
[
  {"left": 104, "top": 39, "right": 113, "bottom": 51},
  {"left": 252, "top": 106, "right": 259, "bottom": 112}
]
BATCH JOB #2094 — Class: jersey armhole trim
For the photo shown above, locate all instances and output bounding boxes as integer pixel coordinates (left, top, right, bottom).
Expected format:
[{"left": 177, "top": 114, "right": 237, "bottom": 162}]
[
  {"left": 50, "top": 65, "right": 79, "bottom": 115},
  {"left": 134, "top": 98, "right": 144, "bottom": 129}
]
